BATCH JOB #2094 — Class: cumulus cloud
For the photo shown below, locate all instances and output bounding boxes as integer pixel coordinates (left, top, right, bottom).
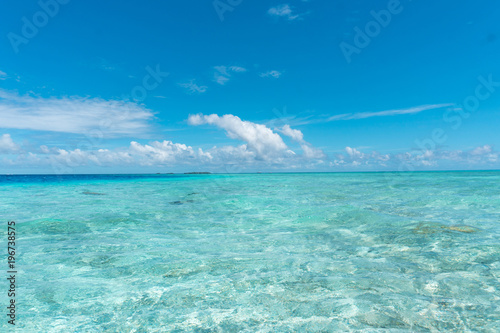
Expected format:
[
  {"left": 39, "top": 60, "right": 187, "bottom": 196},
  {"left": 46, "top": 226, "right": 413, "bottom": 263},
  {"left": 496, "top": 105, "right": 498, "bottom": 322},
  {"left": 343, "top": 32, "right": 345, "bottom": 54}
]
[
  {"left": 188, "top": 113, "right": 288, "bottom": 159},
  {"left": 300, "top": 144, "right": 325, "bottom": 159},
  {"left": 470, "top": 144, "right": 492, "bottom": 156},
  {"left": 0, "top": 134, "right": 19, "bottom": 153},
  {"left": 268, "top": 4, "right": 300, "bottom": 21},
  {"left": 188, "top": 114, "right": 327, "bottom": 163},
  {"left": 25, "top": 140, "right": 198, "bottom": 171},
  {"left": 178, "top": 80, "right": 208, "bottom": 94},
  {"left": 129, "top": 140, "right": 196, "bottom": 165},
  {"left": 279, "top": 124, "right": 325, "bottom": 159},
  {"left": 465, "top": 145, "right": 498, "bottom": 163},
  {"left": 259, "top": 70, "right": 282, "bottom": 79},
  {"left": 280, "top": 124, "right": 303, "bottom": 142},
  {"left": 0, "top": 90, "right": 155, "bottom": 137},
  {"left": 0, "top": 70, "right": 7, "bottom": 80},
  {"left": 213, "top": 66, "right": 247, "bottom": 85},
  {"left": 345, "top": 147, "right": 366, "bottom": 159},
  {"left": 189, "top": 115, "right": 325, "bottom": 161}
]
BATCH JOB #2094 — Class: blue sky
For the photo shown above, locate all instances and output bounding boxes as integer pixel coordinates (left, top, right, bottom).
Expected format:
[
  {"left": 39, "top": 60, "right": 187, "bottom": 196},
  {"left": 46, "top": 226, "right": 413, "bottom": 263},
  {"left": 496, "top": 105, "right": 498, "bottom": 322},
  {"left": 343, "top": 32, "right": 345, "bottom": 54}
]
[{"left": 1, "top": 0, "right": 499, "bottom": 173}]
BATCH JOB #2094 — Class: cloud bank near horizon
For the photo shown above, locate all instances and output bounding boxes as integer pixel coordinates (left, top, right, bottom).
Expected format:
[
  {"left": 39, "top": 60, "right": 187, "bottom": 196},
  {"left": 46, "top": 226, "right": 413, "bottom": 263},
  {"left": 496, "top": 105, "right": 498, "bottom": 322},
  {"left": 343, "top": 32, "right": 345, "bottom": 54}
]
[
  {"left": 1, "top": 130, "right": 498, "bottom": 173},
  {"left": 0, "top": 90, "right": 497, "bottom": 173},
  {"left": 0, "top": 113, "right": 331, "bottom": 172}
]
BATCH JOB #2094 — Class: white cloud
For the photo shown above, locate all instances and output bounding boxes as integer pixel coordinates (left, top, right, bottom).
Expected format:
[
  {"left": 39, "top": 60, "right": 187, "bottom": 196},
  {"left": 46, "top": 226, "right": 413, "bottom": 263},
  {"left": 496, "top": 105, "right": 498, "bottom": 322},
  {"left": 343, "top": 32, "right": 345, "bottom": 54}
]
[
  {"left": 2, "top": 135, "right": 319, "bottom": 172},
  {"left": 187, "top": 114, "right": 324, "bottom": 163},
  {"left": 0, "top": 90, "right": 155, "bottom": 137},
  {"left": 213, "top": 66, "right": 247, "bottom": 85},
  {"left": 229, "top": 66, "right": 247, "bottom": 73},
  {"left": 279, "top": 124, "right": 325, "bottom": 159},
  {"left": 188, "top": 113, "right": 288, "bottom": 159},
  {"left": 3, "top": 138, "right": 498, "bottom": 173},
  {"left": 327, "top": 104, "right": 454, "bottom": 122},
  {"left": 0, "top": 70, "right": 8, "bottom": 80},
  {"left": 129, "top": 140, "right": 196, "bottom": 165},
  {"left": 178, "top": 80, "right": 208, "bottom": 94},
  {"left": 301, "top": 144, "right": 325, "bottom": 159},
  {"left": 189, "top": 115, "right": 325, "bottom": 162},
  {"left": 214, "top": 75, "right": 229, "bottom": 85},
  {"left": 268, "top": 4, "right": 300, "bottom": 21},
  {"left": 280, "top": 124, "right": 303, "bottom": 142},
  {"left": 331, "top": 145, "right": 499, "bottom": 169},
  {"left": 470, "top": 144, "right": 492, "bottom": 156},
  {"left": 259, "top": 70, "right": 282, "bottom": 79},
  {"left": 345, "top": 146, "right": 365, "bottom": 159},
  {"left": 0, "top": 134, "right": 19, "bottom": 153},
  {"left": 24, "top": 140, "right": 197, "bottom": 170},
  {"left": 465, "top": 145, "right": 498, "bottom": 163},
  {"left": 326, "top": 113, "right": 352, "bottom": 121}
]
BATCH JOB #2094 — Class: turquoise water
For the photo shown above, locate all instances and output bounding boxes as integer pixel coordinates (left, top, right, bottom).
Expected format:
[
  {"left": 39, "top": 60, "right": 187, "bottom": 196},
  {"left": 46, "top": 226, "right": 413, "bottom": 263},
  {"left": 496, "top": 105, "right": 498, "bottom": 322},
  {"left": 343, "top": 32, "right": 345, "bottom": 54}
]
[{"left": 1, "top": 172, "right": 500, "bottom": 332}]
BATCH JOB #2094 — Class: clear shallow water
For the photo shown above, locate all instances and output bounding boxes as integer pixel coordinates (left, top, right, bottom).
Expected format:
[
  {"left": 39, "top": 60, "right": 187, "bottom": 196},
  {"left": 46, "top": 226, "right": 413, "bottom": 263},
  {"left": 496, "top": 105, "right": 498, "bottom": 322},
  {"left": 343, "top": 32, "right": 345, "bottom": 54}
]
[{"left": 1, "top": 172, "right": 500, "bottom": 332}]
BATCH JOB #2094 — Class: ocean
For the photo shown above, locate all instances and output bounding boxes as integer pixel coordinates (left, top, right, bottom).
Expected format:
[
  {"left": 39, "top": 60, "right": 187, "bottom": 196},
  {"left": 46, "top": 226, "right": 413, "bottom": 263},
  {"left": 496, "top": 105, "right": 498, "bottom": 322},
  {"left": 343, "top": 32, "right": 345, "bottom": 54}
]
[{"left": 1, "top": 172, "right": 499, "bottom": 332}]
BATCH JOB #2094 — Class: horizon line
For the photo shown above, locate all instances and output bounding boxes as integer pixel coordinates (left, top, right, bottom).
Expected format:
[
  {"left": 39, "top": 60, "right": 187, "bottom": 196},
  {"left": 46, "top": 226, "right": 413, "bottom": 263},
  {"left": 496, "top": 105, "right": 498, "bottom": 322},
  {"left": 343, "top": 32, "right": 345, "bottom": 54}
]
[{"left": 1, "top": 169, "right": 499, "bottom": 176}]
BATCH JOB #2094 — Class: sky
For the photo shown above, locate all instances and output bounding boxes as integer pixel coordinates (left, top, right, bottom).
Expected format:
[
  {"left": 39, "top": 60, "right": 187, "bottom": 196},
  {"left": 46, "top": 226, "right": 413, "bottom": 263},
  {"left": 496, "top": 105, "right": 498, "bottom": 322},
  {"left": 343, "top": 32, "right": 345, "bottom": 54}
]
[{"left": 0, "top": 0, "right": 499, "bottom": 173}]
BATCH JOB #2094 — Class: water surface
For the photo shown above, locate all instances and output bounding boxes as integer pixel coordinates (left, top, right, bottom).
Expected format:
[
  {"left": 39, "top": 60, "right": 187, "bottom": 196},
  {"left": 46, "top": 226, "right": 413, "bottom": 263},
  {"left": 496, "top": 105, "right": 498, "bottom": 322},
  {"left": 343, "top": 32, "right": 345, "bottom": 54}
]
[{"left": 1, "top": 172, "right": 499, "bottom": 332}]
